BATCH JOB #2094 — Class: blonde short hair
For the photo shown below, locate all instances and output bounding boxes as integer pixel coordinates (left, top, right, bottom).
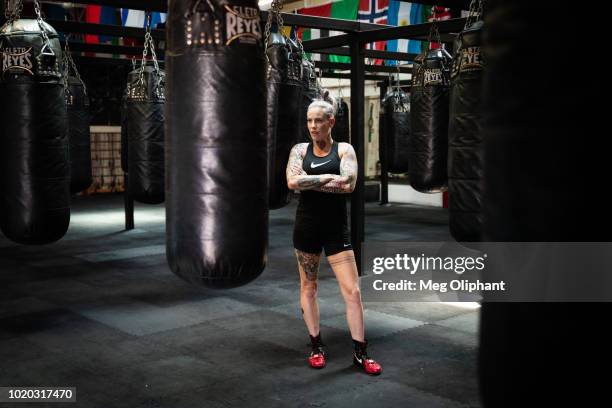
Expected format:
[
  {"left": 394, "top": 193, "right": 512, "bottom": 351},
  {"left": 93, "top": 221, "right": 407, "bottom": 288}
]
[{"left": 307, "top": 99, "right": 335, "bottom": 118}]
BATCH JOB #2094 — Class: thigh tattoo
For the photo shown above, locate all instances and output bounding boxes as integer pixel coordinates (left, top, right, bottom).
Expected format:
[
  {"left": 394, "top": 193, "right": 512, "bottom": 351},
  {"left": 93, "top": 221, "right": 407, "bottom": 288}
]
[{"left": 295, "top": 250, "right": 320, "bottom": 281}]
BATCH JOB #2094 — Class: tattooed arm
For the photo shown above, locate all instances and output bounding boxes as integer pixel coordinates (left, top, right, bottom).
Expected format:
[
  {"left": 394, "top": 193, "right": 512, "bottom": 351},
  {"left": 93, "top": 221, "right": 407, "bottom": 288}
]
[
  {"left": 314, "top": 143, "right": 358, "bottom": 194},
  {"left": 286, "top": 143, "right": 334, "bottom": 191}
]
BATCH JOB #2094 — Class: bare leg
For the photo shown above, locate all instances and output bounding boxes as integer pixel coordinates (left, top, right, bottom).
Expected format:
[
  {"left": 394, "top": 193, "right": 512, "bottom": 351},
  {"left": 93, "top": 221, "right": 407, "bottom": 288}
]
[
  {"left": 327, "top": 250, "right": 364, "bottom": 342},
  {"left": 295, "top": 249, "right": 322, "bottom": 337}
]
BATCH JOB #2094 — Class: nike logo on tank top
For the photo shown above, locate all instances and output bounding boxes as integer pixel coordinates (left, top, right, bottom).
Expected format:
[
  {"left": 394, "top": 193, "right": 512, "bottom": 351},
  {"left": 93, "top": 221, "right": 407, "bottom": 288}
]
[
  {"left": 302, "top": 142, "right": 341, "bottom": 175},
  {"left": 298, "top": 142, "right": 347, "bottom": 220}
]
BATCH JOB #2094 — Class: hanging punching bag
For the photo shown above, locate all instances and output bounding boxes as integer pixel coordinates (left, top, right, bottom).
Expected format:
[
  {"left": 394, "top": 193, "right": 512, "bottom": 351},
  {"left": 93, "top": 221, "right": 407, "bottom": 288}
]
[
  {"left": 0, "top": 18, "right": 70, "bottom": 244},
  {"left": 66, "top": 75, "right": 92, "bottom": 194},
  {"left": 166, "top": 0, "right": 267, "bottom": 288},
  {"left": 332, "top": 98, "right": 349, "bottom": 143},
  {"left": 409, "top": 47, "right": 451, "bottom": 192},
  {"left": 381, "top": 88, "right": 410, "bottom": 173},
  {"left": 125, "top": 65, "right": 165, "bottom": 204},
  {"left": 299, "top": 59, "right": 322, "bottom": 142},
  {"left": 448, "top": 19, "right": 485, "bottom": 242},
  {"left": 266, "top": 30, "right": 302, "bottom": 209}
]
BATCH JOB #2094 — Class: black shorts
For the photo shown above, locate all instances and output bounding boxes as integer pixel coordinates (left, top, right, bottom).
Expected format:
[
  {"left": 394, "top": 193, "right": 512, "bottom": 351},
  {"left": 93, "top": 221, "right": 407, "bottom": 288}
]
[{"left": 293, "top": 214, "right": 352, "bottom": 256}]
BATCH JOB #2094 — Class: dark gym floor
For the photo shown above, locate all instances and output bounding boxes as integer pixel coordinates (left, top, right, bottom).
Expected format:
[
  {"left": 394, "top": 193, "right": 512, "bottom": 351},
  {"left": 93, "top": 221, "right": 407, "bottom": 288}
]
[{"left": 0, "top": 195, "right": 480, "bottom": 408}]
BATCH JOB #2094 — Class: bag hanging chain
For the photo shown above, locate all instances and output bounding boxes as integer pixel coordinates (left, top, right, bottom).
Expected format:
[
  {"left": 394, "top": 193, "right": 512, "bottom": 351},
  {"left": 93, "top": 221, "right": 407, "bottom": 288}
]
[
  {"left": 264, "top": 0, "right": 284, "bottom": 63},
  {"left": 137, "top": 12, "right": 161, "bottom": 89},
  {"left": 3, "top": 0, "right": 23, "bottom": 29},
  {"left": 34, "top": 0, "right": 54, "bottom": 56},
  {"left": 63, "top": 38, "right": 87, "bottom": 94},
  {"left": 465, "top": 0, "right": 485, "bottom": 29}
]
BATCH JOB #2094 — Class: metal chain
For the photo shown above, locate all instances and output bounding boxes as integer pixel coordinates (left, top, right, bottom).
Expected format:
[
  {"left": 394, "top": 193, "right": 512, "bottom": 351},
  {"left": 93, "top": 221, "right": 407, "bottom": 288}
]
[
  {"left": 137, "top": 12, "right": 160, "bottom": 87},
  {"left": 33, "top": 0, "right": 55, "bottom": 57},
  {"left": 264, "top": 0, "right": 285, "bottom": 58},
  {"left": 63, "top": 39, "right": 87, "bottom": 94},
  {"left": 3, "top": 0, "right": 23, "bottom": 29},
  {"left": 428, "top": 23, "right": 441, "bottom": 48}
]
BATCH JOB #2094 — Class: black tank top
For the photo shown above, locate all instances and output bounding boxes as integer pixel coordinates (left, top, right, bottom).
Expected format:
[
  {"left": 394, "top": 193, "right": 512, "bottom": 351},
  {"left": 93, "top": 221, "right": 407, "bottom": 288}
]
[{"left": 297, "top": 142, "right": 347, "bottom": 219}]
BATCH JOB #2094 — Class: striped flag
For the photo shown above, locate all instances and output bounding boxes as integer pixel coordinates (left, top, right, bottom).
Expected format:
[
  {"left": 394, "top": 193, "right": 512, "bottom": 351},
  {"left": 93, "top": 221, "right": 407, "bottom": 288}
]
[
  {"left": 299, "top": 0, "right": 358, "bottom": 63},
  {"left": 386, "top": 1, "right": 426, "bottom": 64},
  {"left": 121, "top": 9, "right": 167, "bottom": 28},
  {"left": 358, "top": 0, "right": 389, "bottom": 65}
]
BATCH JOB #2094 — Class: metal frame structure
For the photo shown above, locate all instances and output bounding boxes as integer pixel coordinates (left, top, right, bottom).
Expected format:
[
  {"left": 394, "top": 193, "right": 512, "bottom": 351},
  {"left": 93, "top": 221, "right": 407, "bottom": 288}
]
[{"left": 2, "top": 0, "right": 469, "bottom": 270}]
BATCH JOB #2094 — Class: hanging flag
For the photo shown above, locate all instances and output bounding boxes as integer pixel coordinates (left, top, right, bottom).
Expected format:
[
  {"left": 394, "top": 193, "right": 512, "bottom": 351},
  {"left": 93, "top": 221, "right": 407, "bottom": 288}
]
[
  {"left": 122, "top": 9, "right": 145, "bottom": 27},
  {"left": 84, "top": 6, "right": 102, "bottom": 45},
  {"left": 299, "top": 0, "right": 358, "bottom": 63},
  {"left": 386, "top": 1, "right": 425, "bottom": 64},
  {"left": 121, "top": 9, "right": 167, "bottom": 28},
  {"left": 358, "top": 0, "right": 389, "bottom": 65},
  {"left": 99, "top": 7, "right": 121, "bottom": 44}
]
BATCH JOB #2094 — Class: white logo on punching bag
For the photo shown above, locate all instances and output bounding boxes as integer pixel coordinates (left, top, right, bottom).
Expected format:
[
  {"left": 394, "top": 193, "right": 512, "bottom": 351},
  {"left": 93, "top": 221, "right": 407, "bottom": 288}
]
[
  {"left": 423, "top": 68, "right": 443, "bottom": 85},
  {"left": 2, "top": 47, "right": 34, "bottom": 75},
  {"left": 225, "top": 5, "right": 261, "bottom": 45},
  {"left": 459, "top": 46, "right": 483, "bottom": 72}
]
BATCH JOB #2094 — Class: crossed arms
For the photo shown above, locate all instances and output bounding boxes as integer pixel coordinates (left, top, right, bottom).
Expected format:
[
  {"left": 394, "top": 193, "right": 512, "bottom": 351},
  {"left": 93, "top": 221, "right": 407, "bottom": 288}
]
[{"left": 286, "top": 143, "right": 357, "bottom": 194}]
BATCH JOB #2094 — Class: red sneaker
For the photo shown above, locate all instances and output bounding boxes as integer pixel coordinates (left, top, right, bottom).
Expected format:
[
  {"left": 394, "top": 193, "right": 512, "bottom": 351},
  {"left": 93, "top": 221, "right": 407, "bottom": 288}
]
[
  {"left": 309, "top": 347, "right": 326, "bottom": 369},
  {"left": 308, "top": 334, "right": 326, "bottom": 369},
  {"left": 353, "top": 353, "right": 382, "bottom": 375}
]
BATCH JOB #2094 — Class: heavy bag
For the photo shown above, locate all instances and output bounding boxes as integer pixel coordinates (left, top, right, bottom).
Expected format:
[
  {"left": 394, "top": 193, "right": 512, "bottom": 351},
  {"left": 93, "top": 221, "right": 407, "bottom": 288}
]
[
  {"left": 66, "top": 76, "right": 92, "bottom": 194},
  {"left": 125, "top": 65, "right": 165, "bottom": 204},
  {"left": 409, "top": 48, "right": 451, "bottom": 192},
  {"left": 0, "top": 19, "right": 70, "bottom": 244},
  {"left": 332, "top": 98, "right": 349, "bottom": 143},
  {"left": 166, "top": 0, "right": 267, "bottom": 288},
  {"left": 299, "top": 59, "right": 322, "bottom": 142},
  {"left": 477, "top": 2, "right": 599, "bottom": 407},
  {"left": 380, "top": 89, "right": 410, "bottom": 173},
  {"left": 266, "top": 32, "right": 302, "bottom": 209},
  {"left": 448, "top": 20, "right": 484, "bottom": 242}
]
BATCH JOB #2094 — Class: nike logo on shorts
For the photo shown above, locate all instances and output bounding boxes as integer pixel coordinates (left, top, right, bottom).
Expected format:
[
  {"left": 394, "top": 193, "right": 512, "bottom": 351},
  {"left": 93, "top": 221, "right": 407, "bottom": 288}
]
[
  {"left": 311, "top": 160, "right": 331, "bottom": 169},
  {"left": 343, "top": 244, "right": 351, "bottom": 247}
]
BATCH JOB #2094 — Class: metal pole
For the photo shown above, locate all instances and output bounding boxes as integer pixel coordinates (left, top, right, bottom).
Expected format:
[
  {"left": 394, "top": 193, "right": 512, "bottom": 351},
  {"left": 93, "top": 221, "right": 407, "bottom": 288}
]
[
  {"left": 379, "top": 80, "right": 389, "bottom": 205},
  {"left": 350, "top": 33, "right": 365, "bottom": 275},
  {"left": 124, "top": 174, "right": 134, "bottom": 230}
]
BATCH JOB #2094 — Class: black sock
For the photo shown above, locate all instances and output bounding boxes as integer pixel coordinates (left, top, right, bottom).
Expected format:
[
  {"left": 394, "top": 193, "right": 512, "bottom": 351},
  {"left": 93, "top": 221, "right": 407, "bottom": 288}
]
[{"left": 353, "top": 339, "right": 368, "bottom": 358}]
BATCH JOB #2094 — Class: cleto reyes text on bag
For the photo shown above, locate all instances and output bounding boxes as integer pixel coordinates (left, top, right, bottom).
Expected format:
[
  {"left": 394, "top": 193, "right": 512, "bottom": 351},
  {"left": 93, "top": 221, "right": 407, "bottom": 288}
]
[
  {"left": 184, "top": 1, "right": 262, "bottom": 48},
  {"left": 1, "top": 47, "right": 34, "bottom": 75},
  {"left": 225, "top": 5, "right": 261, "bottom": 45}
]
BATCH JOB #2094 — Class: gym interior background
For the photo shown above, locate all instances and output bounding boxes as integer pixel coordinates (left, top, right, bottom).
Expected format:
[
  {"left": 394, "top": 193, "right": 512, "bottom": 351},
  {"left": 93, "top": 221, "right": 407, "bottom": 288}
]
[{"left": 0, "top": 1, "right": 603, "bottom": 407}]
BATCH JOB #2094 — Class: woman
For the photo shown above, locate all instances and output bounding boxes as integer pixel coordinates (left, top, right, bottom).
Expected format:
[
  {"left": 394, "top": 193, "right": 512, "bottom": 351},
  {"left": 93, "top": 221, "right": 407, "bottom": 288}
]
[{"left": 286, "top": 98, "right": 382, "bottom": 375}]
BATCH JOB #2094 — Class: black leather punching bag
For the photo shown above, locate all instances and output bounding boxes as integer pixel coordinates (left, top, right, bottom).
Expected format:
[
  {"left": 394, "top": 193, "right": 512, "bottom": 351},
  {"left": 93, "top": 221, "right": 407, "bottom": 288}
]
[
  {"left": 380, "top": 88, "right": 410, "bottom": 173},
  {"left": 0, "top": 19, "right": 70, "bottom": 244},
  {"left": 266, "top": 32, "right": 302, "bottom": 209},
  {"left": 478, "top": 1, "right": 607, "bottom": 406},
  {"left": 299, "top": 59, "right": 322, "bottom": 142},
  {"left": 409, "top": 48, "right": 451, "bottom": 192},
  {"left": 166, "top": 0, "right": 267, "bottom": 288},
  {"left": 125, "top": 65, "right": 165, "bottom": 204},
  {"left": 448, "top": 19, "right": 485, "bottom": 243},
  {"left": 332, "top": 98, "right": 349, "bottom": 143},
  {"left": 66, "top": 76, "right": 92, "bottom": 194}
]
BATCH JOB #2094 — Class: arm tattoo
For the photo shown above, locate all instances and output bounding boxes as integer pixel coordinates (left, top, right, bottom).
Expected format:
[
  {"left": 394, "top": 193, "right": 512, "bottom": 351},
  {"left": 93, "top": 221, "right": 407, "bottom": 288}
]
[
  {"left": 296, "top": 250, "right": 321, "bottom": 281},
  {"left": 314, "top": 144, "right": 358, "bottom": 194},
  {"left": 297, "top": 177, "right": 328, "bottom": 188},
  {"left": 287, "top": 144, "right": 333, "bottom": 190},
  {"left": 286, "top": 143, "right": 307, "bottom": 180},
  {"left": 340, "top": 144, "right": 358, "bottom": 191}
]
